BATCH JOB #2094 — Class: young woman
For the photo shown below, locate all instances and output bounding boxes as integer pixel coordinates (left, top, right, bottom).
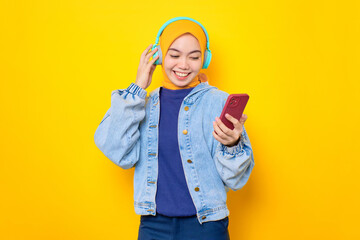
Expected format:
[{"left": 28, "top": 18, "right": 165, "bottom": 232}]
[{"left": 94, "top": 17, "right": 255, "bottom": 240}]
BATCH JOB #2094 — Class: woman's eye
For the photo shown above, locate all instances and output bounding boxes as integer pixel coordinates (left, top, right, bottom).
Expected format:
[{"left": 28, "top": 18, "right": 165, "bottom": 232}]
[{"left": 170, "top": 55, "right": 199, "bottom": 60}]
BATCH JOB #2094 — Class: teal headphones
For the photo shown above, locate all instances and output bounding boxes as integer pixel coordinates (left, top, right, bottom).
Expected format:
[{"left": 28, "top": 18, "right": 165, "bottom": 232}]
[{"left": 151, "top": 17, "right": 212, "bottom": 69}]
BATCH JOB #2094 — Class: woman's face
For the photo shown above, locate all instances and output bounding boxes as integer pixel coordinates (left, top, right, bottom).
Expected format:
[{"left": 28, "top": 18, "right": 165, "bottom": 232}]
[{"left": 163, "top": 33, "right": 202, "bottom": 88}]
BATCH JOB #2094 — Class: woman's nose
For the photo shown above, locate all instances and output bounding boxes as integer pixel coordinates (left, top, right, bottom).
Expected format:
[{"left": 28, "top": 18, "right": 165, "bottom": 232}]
[{"left": 178, "top": 58, "right": 190, "bottom": 69}]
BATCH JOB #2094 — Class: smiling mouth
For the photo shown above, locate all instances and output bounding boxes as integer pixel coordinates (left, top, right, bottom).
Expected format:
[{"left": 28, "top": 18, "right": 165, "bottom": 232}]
[{"left": 173, "top": 71, "right": 191, "bottom": 79}]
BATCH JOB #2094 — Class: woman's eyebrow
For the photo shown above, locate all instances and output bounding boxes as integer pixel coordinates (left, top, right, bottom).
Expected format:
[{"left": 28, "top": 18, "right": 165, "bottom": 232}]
[{"left": 168, "top": 48, "right": 201, "bottom": 54}]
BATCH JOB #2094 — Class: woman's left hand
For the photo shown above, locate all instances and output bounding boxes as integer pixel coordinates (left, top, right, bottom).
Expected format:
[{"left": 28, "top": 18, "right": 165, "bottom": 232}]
[{"left": 212, "top": 113, "right": 248, "bottom": 147}]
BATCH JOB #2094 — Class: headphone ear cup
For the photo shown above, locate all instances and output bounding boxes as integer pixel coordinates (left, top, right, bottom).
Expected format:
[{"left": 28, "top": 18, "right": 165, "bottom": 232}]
[
  {"left": 202, "top": 50, "right": 212, "bottom": 69},
  {"left": 152, "top": 45, "right": 163, "bottom": 65}
]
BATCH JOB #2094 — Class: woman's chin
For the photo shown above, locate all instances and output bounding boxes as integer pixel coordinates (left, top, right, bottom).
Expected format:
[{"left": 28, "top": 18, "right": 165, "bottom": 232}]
[{"left": 170, "top": 76, "right": 194, "bottom": 87}]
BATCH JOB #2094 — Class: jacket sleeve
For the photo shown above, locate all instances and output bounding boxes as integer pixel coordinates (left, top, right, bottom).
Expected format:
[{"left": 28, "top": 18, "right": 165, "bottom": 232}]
[
  {"left": 213, "top": 125, "right": 255, "bottom": 191},
  {"left": 210, "top": 92, "right": 255, "bottom": 191},
  {"left": 94, "top": 83, "right": 147, "bottom": 169}
]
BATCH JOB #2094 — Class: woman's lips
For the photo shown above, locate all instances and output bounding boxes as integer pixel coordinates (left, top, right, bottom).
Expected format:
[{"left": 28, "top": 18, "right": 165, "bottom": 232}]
[{"left": 173, "top": 71, "right": 191, "bottom": 80}]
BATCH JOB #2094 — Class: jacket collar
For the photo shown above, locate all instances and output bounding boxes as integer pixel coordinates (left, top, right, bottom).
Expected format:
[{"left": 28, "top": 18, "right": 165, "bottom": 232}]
[{"left": 149, "top": 82, "right": 217, "bottom": 105}]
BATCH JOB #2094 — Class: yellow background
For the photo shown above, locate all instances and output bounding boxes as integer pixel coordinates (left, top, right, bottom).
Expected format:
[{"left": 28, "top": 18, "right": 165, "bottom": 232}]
[{"left": 1, "top": 0, "right": 359, "bottom": 239}]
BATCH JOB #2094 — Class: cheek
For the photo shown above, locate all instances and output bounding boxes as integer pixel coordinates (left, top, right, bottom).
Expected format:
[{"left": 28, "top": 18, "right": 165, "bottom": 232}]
[
  {"left": 164, "top": 58, "right": 176, "bottom": 70},
  {"left": 192, "top": 61, "right": 202, "bottom": 71}
]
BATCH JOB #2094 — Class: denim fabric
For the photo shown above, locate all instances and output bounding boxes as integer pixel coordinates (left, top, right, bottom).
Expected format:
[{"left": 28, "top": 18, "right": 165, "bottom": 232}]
[
  {"left": 94, "top": 82, "right": 255, "bottom": 224},
  {"left": 138, "top": 214, "right": 230, "bottom": 240}
]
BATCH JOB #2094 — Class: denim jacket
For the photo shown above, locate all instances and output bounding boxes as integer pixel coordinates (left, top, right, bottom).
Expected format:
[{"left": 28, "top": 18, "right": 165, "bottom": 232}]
[{"left": 94, "top": 82, "right": 255, "bottom": 224}]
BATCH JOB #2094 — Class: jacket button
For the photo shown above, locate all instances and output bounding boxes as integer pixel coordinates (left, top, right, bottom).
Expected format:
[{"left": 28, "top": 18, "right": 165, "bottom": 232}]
[
  {"left": 202, "top": 216, "right": 206, "bottom": 220},
  {"left": 195, "top": 187, "right": 200, "bottom": 192},
  {"left": 187, "top": 159, "right": 192, "bottom": 163},
  {"left": 184, "top": 106, "right": 189, "bottom": 111},
  {"left": 182, "top": 130, "right": 188, "bottom": 135}
]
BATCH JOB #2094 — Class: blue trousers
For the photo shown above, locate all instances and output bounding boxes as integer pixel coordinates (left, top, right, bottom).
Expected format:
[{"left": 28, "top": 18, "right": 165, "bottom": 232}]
[{"left": 137, "top": 214, "right": 230, "bottom": 240}]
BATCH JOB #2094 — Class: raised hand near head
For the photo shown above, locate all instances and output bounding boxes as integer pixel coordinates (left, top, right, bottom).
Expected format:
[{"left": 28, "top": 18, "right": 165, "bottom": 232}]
[{"left": 135, "top": 44, "right": 159, "bottom": 90}]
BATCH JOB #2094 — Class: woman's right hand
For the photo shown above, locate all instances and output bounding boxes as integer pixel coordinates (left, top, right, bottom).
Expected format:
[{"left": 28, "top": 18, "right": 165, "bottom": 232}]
[{"left": 135, "top": 44, "right": 159, "bottom": 90}]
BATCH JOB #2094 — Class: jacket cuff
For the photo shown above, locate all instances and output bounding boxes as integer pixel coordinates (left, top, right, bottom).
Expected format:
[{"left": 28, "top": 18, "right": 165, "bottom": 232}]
[
  {"left": 220, "top": 132, "right": 246, "bottom": 155},
  {"left": 126, "top": 82, "right": 147, "bottom": 99}
]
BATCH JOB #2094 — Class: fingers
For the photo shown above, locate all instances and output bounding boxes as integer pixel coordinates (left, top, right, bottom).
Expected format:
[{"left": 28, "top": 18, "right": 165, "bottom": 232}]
[
  {"left": 140, "top": 44, "right": 152, "bottom": 63},
  {"left": 149, "top": 63, "right": 156, "bottom": 75},
  {"left": 212, "top": 130, "right": 224, "bottom": 143},
  {"left": 212, "top": 114, "right": 249, "bottom": 145},
  {"left": 150, "top": 51, "right": 159, "bottom": 63},
  {"left": 213, "top": 120, "right": 231, "bottom": 140},
  {"left": 225, "top": 113, "right": 240, "bottom": 126},
  {"left": 141, "top": 45, "right": 158, "bottom": 64},
  {"left": 135, "top": 44, "right": 159, "bottom": 89},
  {"left": 238, "top": 114, "right": 248, "bottom": 125},
  {"left": 215, "top": 117, "right": 232, "bottom": 136},
  {"left": 212, "top": 124, "right": 235, "bottom": 146},
  {"left": 213, "top": 115, "right": 244, "bottom": 144},
  {"left": 139, "top": 45, "right": 159, "bottom": 75},
  {"left": 145, "top": 47, "right": 158, "bottom": 63},
  {"left": 225, "top": 113, "right": 247, "bottom": 126},
  {"left": 141, "top": 44, "right": 153, "bottom": 59},
  {"left": 225, "top": 113, "right": 242, "bottom": 131}
]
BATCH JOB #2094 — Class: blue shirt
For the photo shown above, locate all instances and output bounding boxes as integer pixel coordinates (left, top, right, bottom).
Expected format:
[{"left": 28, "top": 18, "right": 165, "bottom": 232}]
[{"left": 156, "top": 87, "right": 197, "bottom": 217}]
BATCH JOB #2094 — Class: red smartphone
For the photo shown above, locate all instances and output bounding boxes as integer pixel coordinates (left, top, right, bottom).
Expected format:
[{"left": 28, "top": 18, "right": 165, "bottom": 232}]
[{"left": 219, "top": 94, "right": 249, "bottom": 130}]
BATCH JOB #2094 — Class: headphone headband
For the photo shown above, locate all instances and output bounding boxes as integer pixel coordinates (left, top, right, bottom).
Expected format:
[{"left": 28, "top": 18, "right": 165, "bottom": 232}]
[{"left": 154, "top": 17, "right": 210, "bottom": 50}]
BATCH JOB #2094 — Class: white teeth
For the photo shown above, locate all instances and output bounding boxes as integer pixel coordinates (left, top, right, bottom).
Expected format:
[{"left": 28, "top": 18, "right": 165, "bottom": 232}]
[{"left": 175, "top": 71, "right": 190, "bottom": 77}]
